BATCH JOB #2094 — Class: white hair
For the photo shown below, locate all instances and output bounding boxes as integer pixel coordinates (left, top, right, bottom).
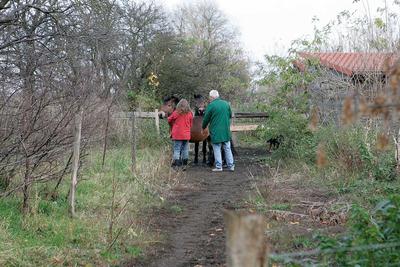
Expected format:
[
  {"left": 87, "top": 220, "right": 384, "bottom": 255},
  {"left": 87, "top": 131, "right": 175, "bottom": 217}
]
[{"left": 209, "top": 90, "right": 219, "bottom": 99}]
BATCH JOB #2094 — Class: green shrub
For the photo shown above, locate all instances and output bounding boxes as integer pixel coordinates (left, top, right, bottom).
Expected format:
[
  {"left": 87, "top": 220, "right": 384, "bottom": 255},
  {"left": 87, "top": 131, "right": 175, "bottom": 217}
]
[
  {"left": 256, "top": 107, "right": 314, "bottom": 161},
  {"left": 369, "top": 153, "right": 396, "bottom": 181},
  {"left": 316, "top": 195, "right": 400, "bottom": 266}
]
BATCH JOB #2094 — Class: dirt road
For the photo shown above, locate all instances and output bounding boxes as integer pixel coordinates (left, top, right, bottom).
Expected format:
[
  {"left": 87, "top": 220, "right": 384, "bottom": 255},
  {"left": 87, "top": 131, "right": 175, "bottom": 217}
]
[{"left": 130, "top": 147, "right": 266, "bottom": 267}]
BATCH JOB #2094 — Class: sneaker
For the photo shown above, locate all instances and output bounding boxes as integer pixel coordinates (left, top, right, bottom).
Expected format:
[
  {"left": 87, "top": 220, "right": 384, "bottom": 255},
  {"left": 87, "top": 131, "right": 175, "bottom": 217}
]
[
  {"left": 228, "top": 167, "right": 235, "bottom": 172},
  {"left": 212, "top": 168, "right": 223, "bottom": 172}
]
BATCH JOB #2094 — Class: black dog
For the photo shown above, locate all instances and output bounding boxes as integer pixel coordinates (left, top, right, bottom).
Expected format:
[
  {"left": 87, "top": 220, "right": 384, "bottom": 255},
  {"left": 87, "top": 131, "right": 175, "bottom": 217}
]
[{"left": 267, "top": 135, "right": 284, "bottom": 152}]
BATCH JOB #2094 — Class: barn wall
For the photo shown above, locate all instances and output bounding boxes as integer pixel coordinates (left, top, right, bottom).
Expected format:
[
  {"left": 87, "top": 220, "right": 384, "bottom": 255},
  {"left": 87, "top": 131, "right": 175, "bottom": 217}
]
[{"left": 308, "top": 69, "right": 390, "bottom": 127}]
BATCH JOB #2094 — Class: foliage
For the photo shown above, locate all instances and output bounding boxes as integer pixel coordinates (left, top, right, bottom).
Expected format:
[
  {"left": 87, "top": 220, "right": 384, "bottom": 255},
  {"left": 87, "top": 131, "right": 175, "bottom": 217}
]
[
  {"left": 254, "top": 2, "right": 400, "bottom": 265},
  {"left": 0, "top": 0, "right": 249, "bottom": 213},
  {"left": 255, "top": 48, "right": 397, "bottom": 180},
  {"left": 257, "top": 54, "right": 317, "bottom": 113},
  {"left": 259, "top": 55, "right": 316, "bottom": 88},
  {"left": 256, "top": 106, "right": 313, "bottom": 161},
  {"left": 155, "top": 1, "right": 251, "bottom": 101},
  {"left": 127, "top": 89, "right": 161, "bottom": 111},
  {"left": 254, "top": 53, "right": 320, "bottom": 160},
  {"left": 316, "top": 195, "right": 400, "bottom": 266},
  {"left": 315, "top": 125, "right": 397, "bottom": 181}
]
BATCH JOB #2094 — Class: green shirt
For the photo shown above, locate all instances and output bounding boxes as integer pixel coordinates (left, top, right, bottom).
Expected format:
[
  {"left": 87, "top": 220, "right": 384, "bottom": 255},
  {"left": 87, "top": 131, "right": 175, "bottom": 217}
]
[{"left": 202, "top": 98, "right": 232, "bottom": 144}]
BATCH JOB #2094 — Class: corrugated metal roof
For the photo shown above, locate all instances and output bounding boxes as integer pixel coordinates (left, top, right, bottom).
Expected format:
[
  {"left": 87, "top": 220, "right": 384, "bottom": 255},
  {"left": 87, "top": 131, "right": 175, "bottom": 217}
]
[{"left": 294, "top": 52, "right": 399, "bottom": 76}]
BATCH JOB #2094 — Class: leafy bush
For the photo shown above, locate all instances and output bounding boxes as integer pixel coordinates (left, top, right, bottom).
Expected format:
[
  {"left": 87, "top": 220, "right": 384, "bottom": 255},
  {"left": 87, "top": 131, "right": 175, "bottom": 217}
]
[
  {"left": 316, "top": 195, "right": 400, "bottom": 266},
  {"left": 256, "top": 106, "right": 314, "bottom": 161},
  {"left": 317, "top": 126, "right": 368, "bottom": 173},
  {"left": 254, "top": 53, "right": 319, "bottom": 161},
  {"left": 317, "top": 126, "right": 397, "bottom": 181},
  {"left": 127, "top": 86, "right": 160, "bottom": 111}
]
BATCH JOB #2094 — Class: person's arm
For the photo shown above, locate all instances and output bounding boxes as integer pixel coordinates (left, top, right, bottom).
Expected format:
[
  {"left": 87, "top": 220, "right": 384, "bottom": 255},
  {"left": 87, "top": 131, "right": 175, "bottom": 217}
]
[
  {"left": 168, "top": 111, "right": 178, "bottom": 126},
  {"left": 202, "top": 106, "right": 212, "bottom": 129}
]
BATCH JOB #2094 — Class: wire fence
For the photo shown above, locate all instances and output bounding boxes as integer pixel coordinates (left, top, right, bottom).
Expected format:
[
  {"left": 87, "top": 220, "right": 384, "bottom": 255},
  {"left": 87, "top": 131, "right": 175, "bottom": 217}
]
[{"left": 0, "top": 103, "right": 174, "bottom": 204}]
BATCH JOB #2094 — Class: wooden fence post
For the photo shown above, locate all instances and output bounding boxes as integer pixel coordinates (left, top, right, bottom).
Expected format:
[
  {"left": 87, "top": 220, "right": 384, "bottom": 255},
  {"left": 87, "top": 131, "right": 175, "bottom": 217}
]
[
  {"left": 131, "top": 110, "right": 137, "bottom": 174},
  {"left": 231, "top": 111, "right": 238, "bottom": 147},
  {"left": 224, "top": 211, "right": 267, "bottom": 267},
  {"left": 69, "top": 109, "right": 83, "bottom": 218},
  {"left": 102, "top": 104, "right": 111, "bottom": 167},
  {"left": 155, "top": 108, "right": 160, "bottom": 135}
]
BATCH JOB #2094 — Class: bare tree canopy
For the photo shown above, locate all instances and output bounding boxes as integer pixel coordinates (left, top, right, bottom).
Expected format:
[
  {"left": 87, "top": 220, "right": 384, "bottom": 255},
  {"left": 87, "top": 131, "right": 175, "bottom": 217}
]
[{"left": 0, "top": 0, "right": 250, "bottom": 212}]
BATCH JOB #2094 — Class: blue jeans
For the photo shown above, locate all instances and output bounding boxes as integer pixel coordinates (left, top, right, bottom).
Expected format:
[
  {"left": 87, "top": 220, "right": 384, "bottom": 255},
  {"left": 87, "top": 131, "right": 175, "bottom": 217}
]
[
  {"left": 173, "top": 140, "right": 189, "bottom": 160},
  {"left": 211, "top": 141, "right": 234, "bottom": 169}
]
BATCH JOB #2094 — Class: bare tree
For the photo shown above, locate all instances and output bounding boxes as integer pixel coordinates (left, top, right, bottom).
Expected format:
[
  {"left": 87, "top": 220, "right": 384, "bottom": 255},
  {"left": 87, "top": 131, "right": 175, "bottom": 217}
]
[
  {"left": 161, "top": 0, "right": 250, "bottom": 99},
  {"left": 0, "top": 0, "right": 250, "bottom": 215}
]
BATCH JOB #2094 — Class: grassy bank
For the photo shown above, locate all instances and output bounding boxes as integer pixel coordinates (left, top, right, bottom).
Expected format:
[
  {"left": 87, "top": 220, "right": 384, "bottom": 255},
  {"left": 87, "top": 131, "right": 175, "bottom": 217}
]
[
  {"left": 0, "top": 145, "right": 175, "bottom": 266},
  {"left": 245, "top": 123, "right": 400, "bottom": 265}
]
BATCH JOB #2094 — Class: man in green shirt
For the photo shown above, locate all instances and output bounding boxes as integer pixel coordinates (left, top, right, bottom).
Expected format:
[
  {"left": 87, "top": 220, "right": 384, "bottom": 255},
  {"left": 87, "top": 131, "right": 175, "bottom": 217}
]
[{"left": 202, "top": 90, "right": 234, "bottom": 172}]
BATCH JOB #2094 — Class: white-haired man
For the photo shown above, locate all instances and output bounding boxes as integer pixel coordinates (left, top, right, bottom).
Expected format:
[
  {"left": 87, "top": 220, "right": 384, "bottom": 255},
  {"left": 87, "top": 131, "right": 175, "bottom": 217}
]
[{"left": 202, "top": 90, "right": 234, "bottom": 171}]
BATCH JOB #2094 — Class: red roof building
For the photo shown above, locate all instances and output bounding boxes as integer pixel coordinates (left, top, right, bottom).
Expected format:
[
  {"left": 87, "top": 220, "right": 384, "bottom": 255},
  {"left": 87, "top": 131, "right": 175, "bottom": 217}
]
[{"left": 294, "top": 52, "right": 399, "bottom": 77}]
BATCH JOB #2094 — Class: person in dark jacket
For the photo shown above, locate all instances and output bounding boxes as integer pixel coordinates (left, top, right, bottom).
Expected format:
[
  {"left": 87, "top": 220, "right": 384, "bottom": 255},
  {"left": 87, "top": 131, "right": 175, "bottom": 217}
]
[
  {"left": 201, "top": 90, "right": 234, "bottom": 172},
  {"left": 168, "top": 99, "right": 193, "bottom": 169}
]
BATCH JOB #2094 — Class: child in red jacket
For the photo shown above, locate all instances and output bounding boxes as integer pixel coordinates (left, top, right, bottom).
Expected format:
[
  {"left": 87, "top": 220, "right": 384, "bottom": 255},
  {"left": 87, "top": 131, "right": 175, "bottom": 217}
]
[{"left": 167, "top": 99, "right": 193, "bottom": 169}]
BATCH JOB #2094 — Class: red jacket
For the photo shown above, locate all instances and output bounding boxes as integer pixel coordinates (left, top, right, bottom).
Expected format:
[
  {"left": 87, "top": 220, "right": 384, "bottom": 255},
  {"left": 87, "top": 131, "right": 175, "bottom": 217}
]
[{"left": 168, "top": 110, "right": 193, "bottom": 140}]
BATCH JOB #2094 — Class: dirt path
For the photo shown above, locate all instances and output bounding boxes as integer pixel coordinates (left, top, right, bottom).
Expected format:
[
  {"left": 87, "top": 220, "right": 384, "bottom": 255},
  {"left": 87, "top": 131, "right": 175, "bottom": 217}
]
[{"left": 130, "top": 147, "right": 266, "bottom": 267}]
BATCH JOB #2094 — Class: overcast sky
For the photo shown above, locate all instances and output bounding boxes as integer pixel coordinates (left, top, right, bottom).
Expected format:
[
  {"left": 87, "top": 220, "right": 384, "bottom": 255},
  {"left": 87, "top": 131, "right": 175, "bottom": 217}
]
[{"left": 159, "top": 0, "right": 382, "bottom": 62}]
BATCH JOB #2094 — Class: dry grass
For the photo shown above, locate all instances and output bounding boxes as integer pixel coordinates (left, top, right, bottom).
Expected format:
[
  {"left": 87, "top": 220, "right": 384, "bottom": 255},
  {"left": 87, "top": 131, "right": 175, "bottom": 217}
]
[
  {"left": 246, "top": 155, "right": 400, "bottom": 254},
  {"left": 0, "top": 144, "right": 182, "bottom": 266}
]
